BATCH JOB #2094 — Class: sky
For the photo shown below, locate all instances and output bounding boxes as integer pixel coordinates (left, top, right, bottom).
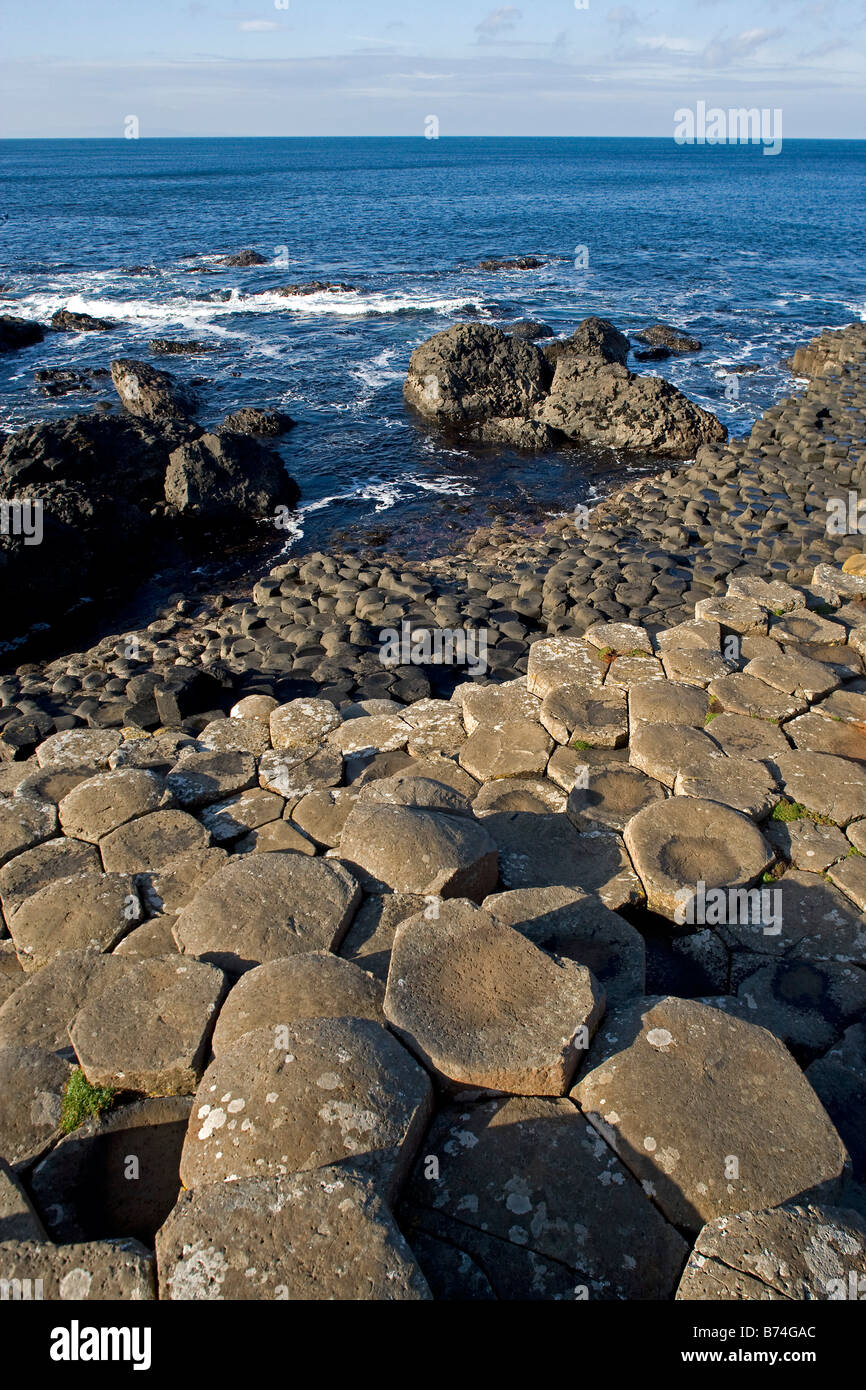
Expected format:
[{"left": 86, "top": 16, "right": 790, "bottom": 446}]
[{"left": 1, "top": 0, "right": 864, "bottom": 138}]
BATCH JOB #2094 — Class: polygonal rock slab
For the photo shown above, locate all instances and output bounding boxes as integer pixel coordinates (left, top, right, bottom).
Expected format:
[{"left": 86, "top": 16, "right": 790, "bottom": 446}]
[
  {"left": 180, "top": 1016, "right": 432, "bottom": 1200},
  {"left": 0, "top": 837, "right": 99, "bottom": 917},
  {"left": 258, "top": 746, "right": 342, "bottom": 801},
  {"left": 0, "top": 795, "right": 57, "bottom": 868},
  {"left": 0, "top": 949, "right": 122, "bottom": 1056},
  {"left": 585, "top": 621, "right": 653, "bottom": 656},
  {"left": 829, "top": 852, "right": 866, "bottom": 911},
  {"left": 166, "top": 751, "right": 256, "bottom": 809},
  {"left": 713, "top": 869, "right": 866, "bottom": 966},
  {"left": 629, "top": 722, "right": 721, "bottom": 789},
  {"left": 31, "top": 1096, "right": 192, "bottom": 1244},
  {"left": 290, "top": 786, "right": 359, "bottom": 847},
  {"left": 624, "top": 797, "right": 774, "bottom": 920},
  {"left": 727, "top": 575, "right": 804, "bottom": 613},
  {"left": 540, "top": 684, "right": 627, "bottom": 748},
  {"left": 785, "top": 712, "right": 866, "bottom": 763},
  {"left": 629, "top": 680, "right": 708, "bottom": 728},
  {"left": 338, "top": 893, "right": 429, "bottom": 982},
  {"left": 471, "top": 776, "right": 566, "bottom": 816},
  {"left": 57, "top": 769, "right": 168, "bottom": 843},
  {"left": 673, "top": 755, "right": 779, "bottom": 820},
  {"left": 527, "top": 636, "right": 606, "bottom": 698},
  {"left": 704, "top": 712, "right": 792, "bottom": 760},
  {"left": 338, "top": 803, "right": 497, "bottom": 900},
  {"left": 458, "top": 719, "right": 552, "bottom": 781},
  {"left": 606, "top": 656, "right": 665, "bottom": 688},
  {"left": 572, "top": 997, "right": 848, "bottom": 1233},
  {"left": 174, "top": 852, "right": 361, "bottom": 976},
  {"left": 771, "top": 611, "right": 848, "bottom": 645},
  {"left": 729, "top": 956, "right": 866, "bottom": 1057},
  {"left": 743, "top": 653, "right": 838, "bottom": 702},
  {"left": 567, "top": 764, "right": 666, "bottom": 833},
  {"left": 0, "top": 1045, "right": 72, "bottom": 1168},
  {"left": 211, "top": 952, "right": 384, "bottom": 1055},
  {"left": 35, "top": 728, "right": 122, "bottom": 769},
  {"left": 69, "top": 956, "right": 227, "bottom": 1095},
  {"left": 661, "top": 647, "right": 735, "bottom": 688},
  {"left": 458, "top": 678, "right": 542, "bottom": 735},
  {"left": 484, "top": 885, "right": 645, "bottom": 1006},
  {"left": 694, "top": 596, "right": 768, "bottom": 635},
  {"left": 766, "top": 818, "right": 849, "bottom": 873},
  {"left": 113, "top": 917, "right": 180, "bottom": 959},
  {"left": 157, "top": 1169, "right": 431, "bottom": 1301},
  {"left": 100, "top": 810, "right": 210, "bottom": 873},
  {"left": 707, "top": 673, "right": 807, "bottom": 723},
  {"left": 198, "top": 716, "right": 271, "bottom": 755},
  {"left": 0, "top": 1237, "right": 155, "bottom": 1299},
  {"left": 199, "top": 788, "right": 284, "bottom": 844},
  {"left": 656, "top": 619, "right": 721, "bottom": 653},
  {"left": 484, "top": 812, "right": 643, "bottom": 910},
  {"left": 135, "top": 847, "right": 228, "bottom": 917},
  {"left": 7, "top": 871, "right": 142, "bottom": 972},
  {"left": 676, "top": 1204, "right": 866, "bottom": 1301},
  {"left": 328, "top": 715, "right": 411, "bottom": 757},
  {"left": 356, "top": 774, "right": 472, "bottom": 817},
  {"left": 270, "top": 698, "right": 340, "bottom": 750},
  {"left": 402, "top": 699, "right": 467, "bottom": 757},
  {"left": 404, "top": 1096, "right": 688, "bottom": 1300},
  {"left": 384, "top": 899, "right": 604, "bottom": 1095},
  {"left": 812, "top": 688, "right": 866, "bottom": 725},
  {"left": 772, "top": 751, "right": 866, "bottom": 826}
]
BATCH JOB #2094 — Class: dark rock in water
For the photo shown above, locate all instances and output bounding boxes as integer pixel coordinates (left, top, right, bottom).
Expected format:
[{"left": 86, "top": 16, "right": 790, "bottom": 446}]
[
  {"left": 0, "top": 316, "right": 45, "bottom": 353},
  {"left": 545, "top": 317, "right": 631, "bottom": 368},
  {"left": 164, "top": 431, "right": 300, "bottom": 520},
  {"left": 476, "top": 256, "right": 543, "bottom": 271},
  {"left": 273, "top": 281, "right": 356, "bottom": 296},
  {"left": 34, "top": 368, "right": 97, "bottom": 398},
  {"left": 123, "top": 265, "right": 156, "bottom": 276},
  {"left": 727, "top": 363, "right": 762, "bottom": 374},
  {"left": 405, "top": 317, "right": 725, "bottom": 457},
  {"left": 505, "top": 320, "right": 554, "bottom": 341},
  {"left": 635, "top": 323, "right": 702, "bottom": 354},
  {"left": 220, "top": 407, "right": 296, "bottom": 437},
  {"left": 634, "top": 346, "right": 671, "bottom": 363},
  {"left": 218, "top": 249, "right": 268, "bottom": 267},
  {"left": 50, "top": 309, "right": 113, "bottom": 333},
  {"left": 149, "top": 339, "right": 211, "bottom": 355},
  {"left": 110, "top": 358, "right": 198, "bottom": 424}
]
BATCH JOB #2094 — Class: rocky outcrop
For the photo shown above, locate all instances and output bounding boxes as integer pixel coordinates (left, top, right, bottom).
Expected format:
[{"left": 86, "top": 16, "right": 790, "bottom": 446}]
[
  {"left": 217, "top": 249, "right": 268, "bottom": 267},
  {"left": 787, "top": 321, "right": 866, "bottom": 378},
  {"left": 219, "top": 407, "right": 296, "bottom": 436},
  {"left": 109, "top": 358, "right": 197, "bottom": 423},
  {"left": 164, "top": 432, "right": 299, "bottom": 520},
  {"left": 635, "top": 323, "right": 702, "bottom": 354},
  {"left": 476, "top": 256, "right": 542, "bottom": 271},
  {"left": 273, "top": 281, "right": 356, "bottom": 296},
  {"left": 50, "top": 309, "right": 113, "bottom": 333},
  {"left": 0, "top": 316, "right": 44, "bottom": 353},
  {"left": 404, "top": 318, "right": 726, "bottom": 456}
]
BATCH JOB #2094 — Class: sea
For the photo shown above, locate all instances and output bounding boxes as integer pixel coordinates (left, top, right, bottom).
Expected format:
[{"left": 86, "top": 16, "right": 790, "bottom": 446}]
[{"left": 1, "top": 135, "right": 864, "bottom": 570}]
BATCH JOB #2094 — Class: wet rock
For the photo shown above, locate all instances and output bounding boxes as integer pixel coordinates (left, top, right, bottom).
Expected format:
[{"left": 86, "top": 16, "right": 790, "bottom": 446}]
[
  {"left": 51, "top": 309, "right": 113, "bottom": 332},
  {"left": 165, "top": 432, "right": 299, "bottom": 520},
  {"left": 220, "top": 407, "right": 296, "bottom": 436},
  {"left": 635, "top": 324, "right": 702, "bottom": 355},
  {"left": 0, "top": 316, "right": 45, "bottom": 353}
]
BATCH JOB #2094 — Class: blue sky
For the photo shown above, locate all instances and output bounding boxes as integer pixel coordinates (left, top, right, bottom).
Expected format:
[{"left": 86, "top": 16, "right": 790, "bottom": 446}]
[{"left": 1, "top": 0, "right": 864, "bottom": 137}]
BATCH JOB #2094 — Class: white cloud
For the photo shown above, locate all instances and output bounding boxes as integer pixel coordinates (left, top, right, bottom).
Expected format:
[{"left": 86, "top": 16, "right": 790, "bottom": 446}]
[{"left": 475, "top": 7, "right": 522, "bottom": 44}]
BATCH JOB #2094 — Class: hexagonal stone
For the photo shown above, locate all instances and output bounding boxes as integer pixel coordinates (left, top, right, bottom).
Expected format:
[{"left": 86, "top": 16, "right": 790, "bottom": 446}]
[
  {"left": 0, "top": 795, "right": 57, "bottom": 867},
  {"left": 114, "top": 917, "right": 180, "bottom": 958},
  {"left": 484, "top": 885, "right": 645, "bottom": 1006},
  {"left": 807, "top": 1024, "right": 866, "bottom": 1185},
  {"left": 235, "top": 819, "right": 316, "bottom": 856},
  {"left": 585, "top": 621, "right": 653, "bottom": 656},
  {"left": 771, "top": 611, "right": 848, "bottom": 644},
  {"left": 380, "top": 754, "right": 478, "bottom": 797},
  {"left": 540, "top": 684, "right": 627, "bottom": 748},
  {"left": 338, "top": 803, "right": 497, "bottom": 900},
  {"left": 135, "top": 847, "right": 228, "bottom": 917},
  {"left": 12, "top": 765, "right": 91, "bottom": 806},
  {"left": 30, "top": 1096, "right": 192, "bottom": 1243},
  {"left": 624, "top": 797, "right": 773, "bottom": 919},
  {"left": 828, "top": 853, "right": 866, "bottom": 911},
  {"left": 457, "top": 678, "right": 542, "bottom": 734},
  {"left": 211, "top": 952, "right": 384, "bottom": 1055},
  {"left": 572, "top": 997, "right": 848, "bottom": 1233},
  {"left": 338, "top": 893, "right": 429, "bottom": 983},
  {"left": 765, "top": 818, "right": 849, "bottom": 873},
  {"left": 109, "top": 732, "right": 199, "bottom": 773},
  {"left": 181, "top": 1016, "right": 432, "bottom": 1198},
  {"left": 694, "top": 596, "right": 768, "bottom": 635},
  {"left": 813, "top": 688, "right": 866, "bottom": 725},
  {"left": 157, "top": 1169, "right": 431, "bottom": 1301},
  {"left": 628, "top": 680, "right": 708, "bottom": 728},
  {"left": 727, "top": 576, "right": 805, "bottom": 613},
  {"left": 384, "top": 899, "right": 603, "bottom": 1096},
  {"left": 458, "top": 719, "right": 552, "bottom": 781},
  {"left": 198, "top": 716, "right": 271, "bottom": 755},
  {"left": 270, "top": 698, "right": 340, "bottom": 751},
  {"left": 404, "top": 1096, "right": 688, "bottom": 1300},
  {"left": 475, "top": 812, "right": 642, "bottom": 910},
  {"left": 258, "top": 746, "right": 343, "bottom": 800},
  {"left": 733, "top": 958, "right": 866, "bottom": 1058},
  {"left": 527, "top": 636, "right": 606, "bottom": 698},
  {"left": 656, "top": 619, "right": 721, "bottom": 653},
  {"left": 661, "top": 647, "right": 735, "bottom": 687},
  {"left": 100, "top": 810, "right": 210, "bottom": 873},
  {"left": 231, "top": 695, "right": 278, "bottom": 720},
  {"left": 567, "top": 764, "right": 666, "bottom": 833},
  {"left": 7, "top": 871, "right": 142, "bottom": 972},
  {"left": 0, "top": 1236, "right": 155, "bottom": 1299},
  {"left": 547, "top": 743, "right": 628, "bottom": 791},
  {"left": 673, "top": 755, "right": 779, "bottom": 820},
  {"left": 0, "top": 949, "right": 121, "bottom": 1057},
  {"left": 606, "top": 656, "right": 665, "bottom": 688},
  {"left": 199, "top": 788, "right": 283, "bottom": 844},
  {"left": 328, "top": 715, "right": 411, "bottom": 757},
  {"left": 707, "top": 673, "right": 807, "bottom": 723},
  {"left": 0, "top": 838, "right": 99, "bottom": 917},
  {"left": 743, "top": 652, "right": 838, "bottom": 701},
  {"left": 70, "top": 956, "right": 226, "bottom": 1095},
  {"left": 356, "top": 774, "right": 472, "bottom": 817},
  {"left": 704, "top": 712, "right": 791, "bottom": 760},
  {"left": 402, "top": 699, "right": 466, "bottom": 756},
  {"left": 166, "top": 751, "right": 256, "bottom": 810},
  {"left": 174, "top": 852, "right": 361, "bottom": 977},
  {"left": 57, "top": 770, "right": 168, "bottom": 843},
  {"left": 0, "top": 1156, "right": 45, "bottom": 1240},
  {"left": 714, "top": 869, "right": 866, "bottom": 966},
  {"left": 471, "top": 777, "right": 566, "bottom": 816},
  {"left": 772, "top": 751, "right": 866, "bottom": 826},
  {"left": 785, "top": 711, "right": 866, "bottom": 762},
  {"left": 0, "top": 1045, "right": 72, "bottom": 1167},
  {"left": 676, "top": 1203, "right": 866, "bottom": 1301},
  {"left": 35, "top": 728, "right": 121, "bottom": 769},
  {"left": 629, "top": 722, "right": 721, "bottom": 789},
  {"left": 289, "top": 786, "right": 359, "bottom": 847}
]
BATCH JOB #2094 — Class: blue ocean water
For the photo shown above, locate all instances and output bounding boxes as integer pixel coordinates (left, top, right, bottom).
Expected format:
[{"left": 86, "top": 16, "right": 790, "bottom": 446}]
[{"left": 1, "top": 136, "right": 864, "bottom": 559}]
